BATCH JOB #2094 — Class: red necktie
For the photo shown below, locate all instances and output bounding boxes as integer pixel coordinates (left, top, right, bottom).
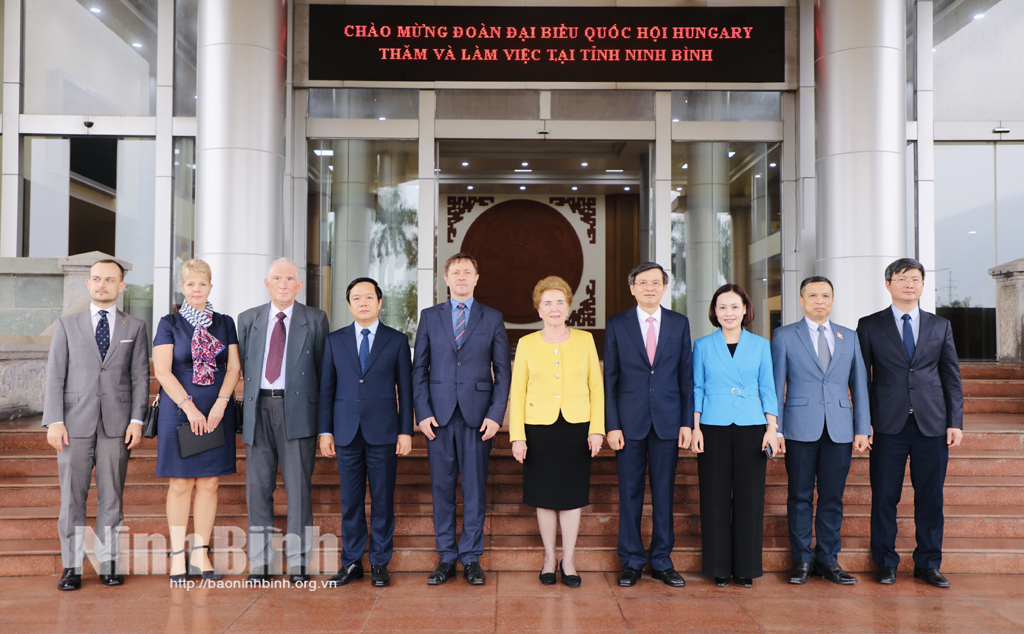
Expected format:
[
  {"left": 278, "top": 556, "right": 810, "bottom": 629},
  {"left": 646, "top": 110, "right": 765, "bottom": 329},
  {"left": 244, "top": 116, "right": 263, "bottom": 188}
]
[{"left": 265, "top": 312, "right": 286, "bottom": 383}]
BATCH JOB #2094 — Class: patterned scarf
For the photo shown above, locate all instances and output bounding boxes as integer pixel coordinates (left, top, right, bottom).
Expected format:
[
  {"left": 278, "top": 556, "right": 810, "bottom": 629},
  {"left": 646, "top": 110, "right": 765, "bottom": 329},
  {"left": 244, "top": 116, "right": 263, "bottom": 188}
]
[{"left": 179, "top": 301, "right": 225, "bottom": 386}]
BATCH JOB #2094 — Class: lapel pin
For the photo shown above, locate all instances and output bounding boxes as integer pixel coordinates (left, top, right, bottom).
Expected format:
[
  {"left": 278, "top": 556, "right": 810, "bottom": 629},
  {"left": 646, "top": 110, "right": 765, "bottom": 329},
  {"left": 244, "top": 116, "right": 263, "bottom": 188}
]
[{"left": 836, "top": 332, "right": 843, "bottom": 340}]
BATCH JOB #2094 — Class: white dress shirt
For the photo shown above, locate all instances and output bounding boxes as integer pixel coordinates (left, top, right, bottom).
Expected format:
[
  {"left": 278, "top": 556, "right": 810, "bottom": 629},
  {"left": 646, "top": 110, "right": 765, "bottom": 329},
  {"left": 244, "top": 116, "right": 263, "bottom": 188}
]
[
  {"left": 260, "top": 303, "right": 294, "bottom": 390},
  {"left": 637, "top": 305, "right": 662, "bottom": 348},
  {"left": 890, "top": 304, "right": 921, "bottom": 345},
  {"left": 804, "top": 317, "right": 836, "bottom": 357}
]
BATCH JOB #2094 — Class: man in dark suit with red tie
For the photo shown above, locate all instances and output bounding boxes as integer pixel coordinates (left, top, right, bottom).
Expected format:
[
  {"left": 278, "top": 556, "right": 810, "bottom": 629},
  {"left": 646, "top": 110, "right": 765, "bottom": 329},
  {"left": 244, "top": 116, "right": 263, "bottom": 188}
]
[
  {"left": 856, "top": 258, "right": 963, "bottom": 588},
  {"left": 604, "top": 262, "right": 693, "bottom": 588}
]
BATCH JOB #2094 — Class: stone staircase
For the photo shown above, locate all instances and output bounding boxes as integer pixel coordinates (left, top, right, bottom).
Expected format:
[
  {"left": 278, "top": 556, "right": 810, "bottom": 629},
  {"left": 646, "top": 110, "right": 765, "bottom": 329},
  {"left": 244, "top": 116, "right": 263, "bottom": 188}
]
[{"left": 1, "top": 363, "right": 1022, "bottom": 576}]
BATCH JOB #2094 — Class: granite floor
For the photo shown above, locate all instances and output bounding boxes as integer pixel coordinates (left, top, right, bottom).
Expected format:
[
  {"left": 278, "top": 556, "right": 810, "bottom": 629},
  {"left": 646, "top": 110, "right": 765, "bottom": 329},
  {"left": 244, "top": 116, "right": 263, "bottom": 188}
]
[{"left": 1, "top": 571, "right": 1023, "bottom": 633}]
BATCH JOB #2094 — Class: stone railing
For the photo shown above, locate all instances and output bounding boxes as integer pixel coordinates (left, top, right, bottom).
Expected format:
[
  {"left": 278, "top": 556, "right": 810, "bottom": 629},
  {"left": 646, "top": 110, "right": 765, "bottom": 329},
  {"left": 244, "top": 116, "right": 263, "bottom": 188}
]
[
  {"left": 0, "top": 252, "right": 130, "bottom": 419},
  {"left": 989, "top": 258, "right": 1024, "bottom": 366}
]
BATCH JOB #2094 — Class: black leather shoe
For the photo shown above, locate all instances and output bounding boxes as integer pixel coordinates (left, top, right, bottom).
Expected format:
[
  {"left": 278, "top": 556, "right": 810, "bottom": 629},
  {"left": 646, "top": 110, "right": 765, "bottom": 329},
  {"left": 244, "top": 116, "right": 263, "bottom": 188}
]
[
  {"left": 371, "top": 565, "right": 391, "bottom": 587},
  {"left": 789, "top": 562, "right": 812, "bottom": 585},
  {"left": 168, "top": 548, "right": 188, "bottom": 585},
  {"left": 187, "top": 545, "right": 222, "bottom": 581},
  {"left": 652, "top": 568, "right": 686, "bottom": 587},
  {"left": 539, "top": 569, "right": 556, "bottom": 585},
  {"left": 714, "top": 576, "right": 730, "bottom": 587},
  {"left": 734, "top": 576, "right": 753, "bottom": 588},
  {"left": 559, "top": 560, "right": 581, "bottom": 588},
  {"left": 99, "top": 561, "right": 124, "bottom": 586},
  {"left": 327, "top": 562, "right": 364, "bottom": 586},
  {"left": 875, "top": 566, "right": 897, "bottom": 585},
  {"left": 427, "top": 562, "right": 457, "bottom": 585},
  {"left": 58, "top": 568, "right": 81, "bottom": 591},
  {"left": 617, "top": 567, "right": 642, "bottom": 587},
  {"left": 464, "top": 561, "right": 486, "bottom": 586},
  {"left": 289, "top": 567, "right": 310, "bottom": 584},
  {"left": 812, "top": 561, "right": 857, "bottom": 585},
  {"left": 914, "top": 567, "right": 950, "bottom": 588},
  {"left": 246, "top": 566, "right": 272, "bottom": 584}
]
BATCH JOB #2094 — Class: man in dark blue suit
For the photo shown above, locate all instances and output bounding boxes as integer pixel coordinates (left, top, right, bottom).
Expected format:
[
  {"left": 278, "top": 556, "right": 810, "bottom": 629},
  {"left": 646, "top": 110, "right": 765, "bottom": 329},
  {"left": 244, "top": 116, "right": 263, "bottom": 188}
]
[
  {"left": 412, "top": 253, "right": 511, "bottom": 586},
  {"left": 604, "top": 262, "right": 693, "bottom": 588},
  {"left": 857, "top": 258, "right": 963, "bottom": 588},
  {"left": 318, "top": 277, "right": 413, "bottom": 588}
]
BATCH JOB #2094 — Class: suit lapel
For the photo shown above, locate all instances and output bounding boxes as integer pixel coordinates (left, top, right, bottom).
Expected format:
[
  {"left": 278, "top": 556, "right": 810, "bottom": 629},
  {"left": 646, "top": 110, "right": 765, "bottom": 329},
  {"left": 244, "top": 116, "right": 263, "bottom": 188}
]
[
  {"left": 461, "top": 301, "right": 482, "bottom": 344},
  {"left": 363, "top": 325, "right": 390, "bottom": 374},
  {"left": 795, "top": 321, "right": 824, "bottom": 374},
  {"left": 101, "top": 309, "right": 129, "bottom": 367},
  {"left": 823, "top": 322, "right": 843, "bottom": 378},
  {"left": 338, "top": 325, "right": 362, "bottom": 375},
  {"left": 285, "top": 304, "right": 309, "bottom": 377},
  {"left": 441, "top": 301, "right": 459, "bottom": 352},
  {"left": 713, "top": 329, "right": 744, "bottom": 384},
  {"left": 249, "top": 304, "right": 269, "bottom": 365},
  {"left": 652, "top": 311, "right": 675, "bottom": 368},
  {"left": 78, "top": 310, "right": 103, "bottom": 364},
  {"left": 881, "top": 310, "right": 912, "bottom": 363},
  {"left": 624, "top": 309, "right": 649, "bottom": 366}
]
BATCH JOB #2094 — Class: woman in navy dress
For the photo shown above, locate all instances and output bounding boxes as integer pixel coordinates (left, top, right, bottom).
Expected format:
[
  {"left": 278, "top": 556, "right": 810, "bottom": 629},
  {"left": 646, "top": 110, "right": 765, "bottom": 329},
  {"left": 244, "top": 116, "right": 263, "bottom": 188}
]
[{"left": 153, "top": 259, "right": 240, "bottom": 582}]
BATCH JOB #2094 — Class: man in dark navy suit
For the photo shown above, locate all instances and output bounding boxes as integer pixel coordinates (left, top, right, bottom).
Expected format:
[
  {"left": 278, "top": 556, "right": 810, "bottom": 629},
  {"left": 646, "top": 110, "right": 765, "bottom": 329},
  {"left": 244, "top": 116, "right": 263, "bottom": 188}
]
[
  {"left": 604, "top": 262, "right": 693, "bottom": 588},
  {"left": 319, "top": 277, "right": 413, "bottom": 588},
  {"left": 412, "top": 253, "right": 511, "bottom": 586},
  {"left": 857, "top": 258, "right": 963, "bottom": 588}
]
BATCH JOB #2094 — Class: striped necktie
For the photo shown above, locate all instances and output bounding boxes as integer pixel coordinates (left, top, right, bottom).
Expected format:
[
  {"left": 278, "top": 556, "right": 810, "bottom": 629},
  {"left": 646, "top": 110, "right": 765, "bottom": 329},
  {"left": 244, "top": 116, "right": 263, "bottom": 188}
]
[{"left": 454, "top": 303, "right": 467, "bottom": 349}]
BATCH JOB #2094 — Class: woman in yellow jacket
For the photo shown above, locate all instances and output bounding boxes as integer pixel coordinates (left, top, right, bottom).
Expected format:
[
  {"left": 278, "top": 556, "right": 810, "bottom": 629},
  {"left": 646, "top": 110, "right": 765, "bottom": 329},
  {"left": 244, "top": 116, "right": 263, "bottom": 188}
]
[{"left": 510, "top": 276, "right": 604, "bottom": 588}]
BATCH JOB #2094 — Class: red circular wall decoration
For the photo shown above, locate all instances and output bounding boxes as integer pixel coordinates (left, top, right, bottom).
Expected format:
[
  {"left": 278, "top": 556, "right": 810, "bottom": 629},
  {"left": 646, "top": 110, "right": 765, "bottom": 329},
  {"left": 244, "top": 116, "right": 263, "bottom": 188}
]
[{"left": 460, "top": 199, "right": 584, "bottom": 324}]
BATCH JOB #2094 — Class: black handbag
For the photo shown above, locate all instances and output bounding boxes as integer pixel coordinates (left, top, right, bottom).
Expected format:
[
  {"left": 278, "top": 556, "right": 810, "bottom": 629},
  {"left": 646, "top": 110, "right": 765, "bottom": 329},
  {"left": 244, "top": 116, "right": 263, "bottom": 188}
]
[
  {"left": 142, "top": 394, "right": 160, "bottom": 438},
  {"left": 177, "top": 421, "right": 227, "bottom": 458},
  {"left": 233, "top": 396, "right": 244, "bottom": 434}
]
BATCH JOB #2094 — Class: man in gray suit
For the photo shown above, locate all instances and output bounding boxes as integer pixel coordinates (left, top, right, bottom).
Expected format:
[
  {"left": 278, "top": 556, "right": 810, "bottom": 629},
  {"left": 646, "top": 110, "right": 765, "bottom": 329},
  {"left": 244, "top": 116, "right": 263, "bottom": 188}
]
[
  {"left": 770, "top": 276, "right": 870, "bottom": 585},
  {"left": 43, "top": 259, "right": 150, "bottom": 590},
  {"left": 237, "top": 258, "right": 329, "bottom": 583}
]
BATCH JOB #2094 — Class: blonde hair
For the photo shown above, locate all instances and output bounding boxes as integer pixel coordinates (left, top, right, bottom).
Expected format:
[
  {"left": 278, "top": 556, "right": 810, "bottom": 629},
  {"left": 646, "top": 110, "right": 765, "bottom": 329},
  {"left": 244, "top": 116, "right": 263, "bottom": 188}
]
[
  {"left": 180, "top": 259, "right": 212, "bottom": 283},
  {"left": 532, "top": 276, "right": 573, "bottom": 310}
]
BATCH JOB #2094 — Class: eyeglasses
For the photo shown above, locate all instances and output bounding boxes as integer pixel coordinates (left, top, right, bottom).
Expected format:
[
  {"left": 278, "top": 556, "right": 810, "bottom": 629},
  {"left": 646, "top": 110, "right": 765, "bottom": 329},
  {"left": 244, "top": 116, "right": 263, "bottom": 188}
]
[{"left": 633, "top": 281, "right": 664, "bottom": 288}]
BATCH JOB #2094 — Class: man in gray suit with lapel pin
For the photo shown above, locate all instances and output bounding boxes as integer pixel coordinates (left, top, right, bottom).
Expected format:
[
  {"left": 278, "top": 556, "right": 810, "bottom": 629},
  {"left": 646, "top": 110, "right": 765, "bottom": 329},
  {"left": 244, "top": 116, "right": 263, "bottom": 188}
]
[
  {"left": 237, "top": 258, "right": 329, "bottom": 583},
  {"left": 771, "top": 276, "right": 870, "bottom": 585},
  {"left": 43, "top": 259, "right": 150, "bottom": 590}
]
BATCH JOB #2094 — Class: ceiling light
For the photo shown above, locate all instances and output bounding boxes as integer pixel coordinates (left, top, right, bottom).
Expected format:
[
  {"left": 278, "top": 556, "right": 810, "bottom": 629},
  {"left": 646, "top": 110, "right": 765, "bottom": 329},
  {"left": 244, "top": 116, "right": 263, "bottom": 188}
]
[
  {"left": 769, "top": 162, "right": 777, "bottom": 168},
  {"left": 313, "top": 149, "right": 334, "bottom": 157},
  {"left": 974, "top": 13, "right": 984, "bottom": 19},
  {"left": 378, "top": 117, "right": 386, "bottom": 121},
  {"left": 519, "top": 186, "right": 526, "bottom": 190},
  {"left": 132, "top": 42, "right": 142, "bottom": 48},
  {"left": 581, "top": 162, "right": 588, "bottom": 167},
  {"left": 521, "top": 162, "right": 529, "bottom": 167},
  {"left": 328, "top": 165, "right": 333, "bottom": 171},
  {"left": 174, "top": 149, "right": 180, "bottom": 155},
  {"left": 676, "top": 187, "right": 682, "bottom": 191},
  {"left": 728, "top": 151, "right": 736, "bottom": 158},
  {"left": 672, "top": 119, "right": 679, "bottom": 123},
  {"left": 90, "top": 7, "right": 101, "bottom": 13},
  {"left": 174, "top": 161, "right": 179, "bottom": 166},
  {"left": 968, "top": 230, "right": 977, "bottom": 234},
  {"left": 467, "top": 185, "right": 474, "bottom": 190},
  {"left": 514, "top": 169, "right": 532, "bottom": 173},
  {"left": 755, "top": 174, "right": 762, "bottom": 178},
  {"left": 571, "top": 186, "right": 578, "bottom": 191},
  {"left": 461, "top": 162, "right": 469, "bottom": 167},
  {"left": 606, "top": 169, "right": 623, "bottom": 173},
  {"left": 624, "top": 187, "right": 631, "bottom": 191},
  {"left": 681, "top": 164, "right": 688, "bottom": 169}
]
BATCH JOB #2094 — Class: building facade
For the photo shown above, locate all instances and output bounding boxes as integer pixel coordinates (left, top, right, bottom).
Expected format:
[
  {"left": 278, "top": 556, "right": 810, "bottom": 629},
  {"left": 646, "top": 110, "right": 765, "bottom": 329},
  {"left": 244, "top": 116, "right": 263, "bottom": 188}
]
[{"left": 2, "top": 0, "right": 1022, "bottom": 360}]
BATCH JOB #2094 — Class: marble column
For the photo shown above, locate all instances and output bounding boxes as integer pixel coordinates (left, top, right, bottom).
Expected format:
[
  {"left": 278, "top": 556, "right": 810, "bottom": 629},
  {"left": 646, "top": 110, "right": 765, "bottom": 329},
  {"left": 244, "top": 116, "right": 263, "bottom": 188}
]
[{"left": 685, "top": 142, "right": 730, "bottom": 340}]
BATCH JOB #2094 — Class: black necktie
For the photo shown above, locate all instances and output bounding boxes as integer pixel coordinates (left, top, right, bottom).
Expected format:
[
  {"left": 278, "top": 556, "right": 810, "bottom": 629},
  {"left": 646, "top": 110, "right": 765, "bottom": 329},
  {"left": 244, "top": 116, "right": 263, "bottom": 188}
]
[
  {"left": 359, "top": 328, "right": 370, "bottom": 373},
  {"left": 902, "top": 314, "right": 915, "bottom": 360},
  {"left": 96, "top": 310, "right": 110, "bottom": 360}
]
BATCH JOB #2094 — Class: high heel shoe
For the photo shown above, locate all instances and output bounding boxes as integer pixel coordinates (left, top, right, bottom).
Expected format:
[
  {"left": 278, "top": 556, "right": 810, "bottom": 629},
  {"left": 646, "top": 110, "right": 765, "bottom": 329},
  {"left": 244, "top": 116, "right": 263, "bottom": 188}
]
[
  {"left": 187, "top": 544, "right": 223, "bottom": 581},
  {"left": 168, "top": 548, "right": 188, "bottom": 584},
  {"left": 559, "top": 559, "right": 581, "bottom": 588}
]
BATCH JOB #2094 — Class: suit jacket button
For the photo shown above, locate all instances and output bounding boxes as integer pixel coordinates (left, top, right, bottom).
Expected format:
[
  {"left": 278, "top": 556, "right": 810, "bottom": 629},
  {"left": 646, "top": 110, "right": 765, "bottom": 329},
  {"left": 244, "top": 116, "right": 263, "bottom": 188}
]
[
  {"left": 651, "top": 370, "right": 654, "bottom": 375},
  {"left": 650, "top": 389, "right": 655, "bottom": 393},
  {"left": 295, "top": 391, "right": 299, "bottom": 395},
  {"left": 821, "top": 401, "right": 825, "bottom": 404},
  {"left": 247, "top": 377, "right": 250, "bottom": 381},
  {"left": 910, "top": 368, "right": 914, "bottom": 372},
  {"left": 823, "top": 380, "right": 827, "bottom": 384},
  {"left": 457, "top": 362, "right": 462, "bottom": 366},
  {"left": 356, "top": 399, "right": 361, "bottom": 402},
  {"left": 359, "top": 379, "right": 364, "bottom": 383},
  {"left": 910, "top": 388, "right": 915, "bottom": 392}
]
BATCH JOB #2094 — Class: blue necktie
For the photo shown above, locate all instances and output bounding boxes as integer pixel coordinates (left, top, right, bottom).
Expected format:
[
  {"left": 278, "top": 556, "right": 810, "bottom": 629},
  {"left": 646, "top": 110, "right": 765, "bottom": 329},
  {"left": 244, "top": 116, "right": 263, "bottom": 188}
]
[
  {"left": 96, "top": 310, "right": 110, "bottom": 361},
  {"left": 359, "top": 328, "right": 370, "bottom": 373},
  {"left": 454, "top": 302, "right": 467, "bottom": 350},
  {"left": 901, "top": 314, "right": 915, "bottom": 360}
]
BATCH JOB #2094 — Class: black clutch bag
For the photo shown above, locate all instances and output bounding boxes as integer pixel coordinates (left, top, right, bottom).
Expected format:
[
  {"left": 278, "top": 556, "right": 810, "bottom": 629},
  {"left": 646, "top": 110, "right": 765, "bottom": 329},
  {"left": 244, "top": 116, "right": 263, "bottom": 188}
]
[
  {"left": 233, "top": 396, "right": 244, "bottom": 434},
  {"left": 177, "top": 421, "right": 226, "bottom": 458},
  {"left": 142, "top": 394, "right": 160, "bottom": 439}
]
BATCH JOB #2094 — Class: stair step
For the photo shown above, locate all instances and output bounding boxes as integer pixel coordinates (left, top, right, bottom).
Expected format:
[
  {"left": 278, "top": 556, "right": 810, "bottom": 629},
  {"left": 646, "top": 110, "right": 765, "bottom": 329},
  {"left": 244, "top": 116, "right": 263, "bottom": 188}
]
[
  {"left": 961, "top": 364, "right": 1024, "bottom": 380},
  {"left": 964, "top": 398, "right": 1024, "bottom": 414},
  {"left": 963, "top": 379, "right": 1024, "bottom": 398},
  {"left": 3, "top": 534, "right": 1023, "bottom": 576}
]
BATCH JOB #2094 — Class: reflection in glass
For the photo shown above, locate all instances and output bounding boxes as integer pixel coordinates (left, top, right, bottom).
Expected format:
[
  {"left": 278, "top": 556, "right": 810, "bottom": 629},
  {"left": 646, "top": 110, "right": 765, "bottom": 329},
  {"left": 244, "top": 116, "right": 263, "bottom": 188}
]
[
  {"left": 22, "top": 136, "right": 156, "bottom": 339},
  {"left": 550, "top": 91, "right": 654, "bottom": 121},
  {"left": 171, "top": 138, "right": 196, "bottom": 309},
  {"left": 671, "top": 92, "right": 781, "bottom": 122},
  {"left": 996, "top": 144, "right": 1024, "bottom": 265},
  {"left": 174, "top": 0, "right": 198, "bottom": 116},
  {"left": 670, "top": 142, "right": 782, "bottom": 340},
  {"left": 308, "top": 89, "right": 419, "bottom": 119},
  {"left": 307, "top": 140, "right": 419, "bottom": 343},
  {"left": 23, "top": 0, "right": 157, "bottom": 115}
]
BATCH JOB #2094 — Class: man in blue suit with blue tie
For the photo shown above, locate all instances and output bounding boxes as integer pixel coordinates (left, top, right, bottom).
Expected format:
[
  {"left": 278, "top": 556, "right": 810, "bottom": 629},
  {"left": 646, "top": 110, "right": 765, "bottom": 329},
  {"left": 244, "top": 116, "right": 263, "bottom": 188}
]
[
  {"left": 604, "top": 262, "right": 693, "bottom": 588},
  {"left": 771, "top": 276, "right": 870, "bottom": 585},
  {"left": 318, "top": 277, "right": 413, "bottom": 588},
  {"left": 412, "top": 253, "right": 511, "bottom": 586},
  {"left": 857, "top": 258, "right": 963, "bottom": 588}
]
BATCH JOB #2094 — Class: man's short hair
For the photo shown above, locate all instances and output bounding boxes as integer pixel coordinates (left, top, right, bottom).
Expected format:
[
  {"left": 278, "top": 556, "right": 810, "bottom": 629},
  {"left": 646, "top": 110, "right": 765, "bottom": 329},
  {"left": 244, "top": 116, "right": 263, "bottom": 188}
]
[
  {"left": 708, "top": 284, "right": 756, "bottom": 328},
  {"left": 267, "top": 257, "right": 299, "bottom": 279},
  {"left": 885, "top": 258, "right": 926, "bottom": 282},
  {"left": 627, "top": 262, "right": 668, "bottom": 286},
  {"left": 444, "top": 253, "right": 479, "bottom": 276},
  {"left": 92, "top": 259, "right": 125, "bottom": 281},
  {"left": 346, "top": 277, "right": 382, "bottom": 303},
  {"left": 799, "top": 276, "right": 834, "bottom": 295}
]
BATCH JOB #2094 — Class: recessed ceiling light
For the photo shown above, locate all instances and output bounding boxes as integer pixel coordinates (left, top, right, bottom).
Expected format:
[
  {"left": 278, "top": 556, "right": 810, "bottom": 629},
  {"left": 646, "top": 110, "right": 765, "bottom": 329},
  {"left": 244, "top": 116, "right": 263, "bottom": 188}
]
[
  {"left": 521, "top": 162, "right": 529, "bottom": 167},
  {"left": 681, "top": 164, "right": 688, "bottom": 169},
  {"left": 90, "top": 7, "right": 101, "bottom": 13},
  {"left": 769, "top": 162, "right": 777, "bottom": 168},
  {"left": 174, "top": 149, "right": 180, "bottom": 155},
  {"left": 313, "top": 149, "right": 334, "bottom": 157},
  {"left": 461, "top": 162, "right": 469, "bottom": 167},
  {"left": 328, "top": 165, "right": 333, "bottom": 171},
  {"left": 514, "top": 169, "right": 532, "bottom": 173},
  {"left": 728, "top": 151, "right": 736, "bottom": 158},
  {"left": 974, "top": 13, "right": 985, "bottom": 19},
  {"left": 571, "top": 186, "right": 578, "bottom": 191},
  {"left": 606, "top": 169, "right": 623, "bottom": 173},
  {"left": 519, "top": 186, "right": 526, "bottom": 190},
  {"left": 968, "top": 230, "right": 977, "bottom": 234},
  {"left": 755, "top": 174, "right": 762, "bottom": 178},
  {"left": 174, "top": 161, "right": 179, "bottom": 166},
  {"left": 378, "top": 117, "right": 386, "bottom": 121},
  {"left": 672, "top": 119, "right": 679, "bottom": 123},
  {"left": 676, "top": 187, "right": 682, "bottom": 191},
  {"left": 624, "top": 187, "right": 631, "bottom": 191},
  {"left": 132, "top": 42, "right": 142, "bottom": 48},
  {"left": 467, "top": 185, "right": 474, "bottom": 190},
  {"left": 581, "top": 162, "right": 588, "bottom": 167}
]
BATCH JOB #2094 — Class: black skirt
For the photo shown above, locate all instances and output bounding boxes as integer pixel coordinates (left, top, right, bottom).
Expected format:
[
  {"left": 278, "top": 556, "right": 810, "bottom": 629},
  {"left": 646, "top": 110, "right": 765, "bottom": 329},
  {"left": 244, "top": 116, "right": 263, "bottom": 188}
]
[{"left": 522, "top": 413, "right": 592, "bottom": 510}]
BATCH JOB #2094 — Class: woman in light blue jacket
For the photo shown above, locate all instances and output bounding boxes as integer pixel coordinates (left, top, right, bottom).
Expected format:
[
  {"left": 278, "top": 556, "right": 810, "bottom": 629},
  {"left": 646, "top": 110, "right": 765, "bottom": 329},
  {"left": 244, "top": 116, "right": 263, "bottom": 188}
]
[{"left": 691, "top": 284, "right": 779, "bottom": 588}]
